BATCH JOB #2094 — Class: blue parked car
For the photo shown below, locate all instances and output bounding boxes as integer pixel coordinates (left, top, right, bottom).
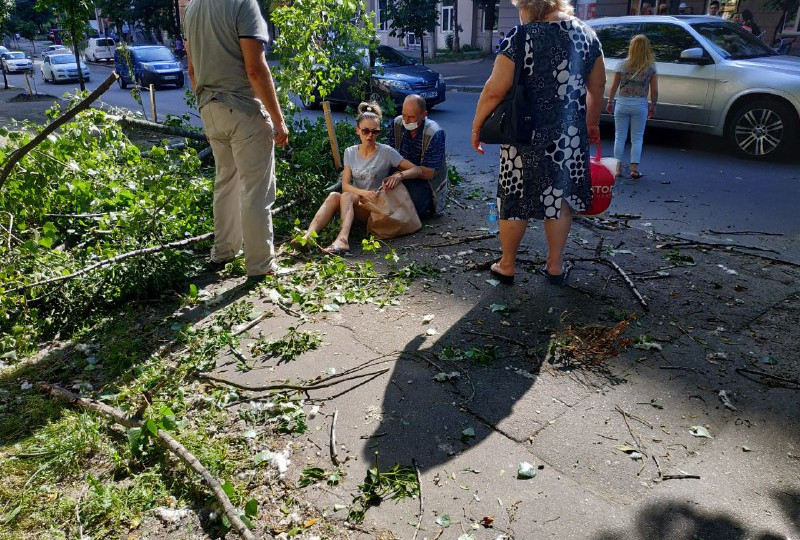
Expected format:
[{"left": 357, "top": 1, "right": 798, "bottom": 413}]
[
  {"left": 114, "top": 45, "right": 184, "bottom": 89},
  {"left": 304, "top": 45, "right": 446, "bottom": 109}
]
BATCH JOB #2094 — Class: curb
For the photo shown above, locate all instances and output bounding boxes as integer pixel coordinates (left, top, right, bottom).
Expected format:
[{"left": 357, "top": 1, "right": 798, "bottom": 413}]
[{"left": 446, "top": 85, "right": 484, "bottom": 93}]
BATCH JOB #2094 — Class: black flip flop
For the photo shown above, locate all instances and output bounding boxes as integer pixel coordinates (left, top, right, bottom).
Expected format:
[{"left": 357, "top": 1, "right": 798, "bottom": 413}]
[
  {"left": 630, "top": 172, "right": 644, "bottom": 179},
  {"left": 543, "top": 263, "right": 572, "bottom": 286},
  {"left": 490, "top": 264, "right": 515, "bottom": 285}
]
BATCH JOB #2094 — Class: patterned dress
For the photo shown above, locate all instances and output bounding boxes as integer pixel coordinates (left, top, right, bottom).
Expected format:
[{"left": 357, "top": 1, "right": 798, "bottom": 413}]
[{"left": 496, "top": 19, "right": 603, "bottom": 220}]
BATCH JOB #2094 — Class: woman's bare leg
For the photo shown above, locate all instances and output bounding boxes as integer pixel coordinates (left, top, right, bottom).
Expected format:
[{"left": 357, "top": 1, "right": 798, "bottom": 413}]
[
  {"left": 329, "top": 192, "right": 359, "bottom": 250},
  {"left": 492, "top": 219, "right": 528, "bottom": 277},
  {"left": 305, "top": 192, "right": 341, "bottom": 240},
  {"left": 544, "top": 204, "right": 573, "bottom": 276}
]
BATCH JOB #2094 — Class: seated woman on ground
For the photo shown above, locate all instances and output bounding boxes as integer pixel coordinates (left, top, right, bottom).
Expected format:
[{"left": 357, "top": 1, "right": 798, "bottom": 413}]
[{"left": 301, "top": 102, "right": 422, "bottom": 255}]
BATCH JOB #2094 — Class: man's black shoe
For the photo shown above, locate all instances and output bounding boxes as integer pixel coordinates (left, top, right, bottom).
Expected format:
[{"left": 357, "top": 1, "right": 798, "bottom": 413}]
[{"left": 206, "top": 259, "right": 233, "bottom": 272}]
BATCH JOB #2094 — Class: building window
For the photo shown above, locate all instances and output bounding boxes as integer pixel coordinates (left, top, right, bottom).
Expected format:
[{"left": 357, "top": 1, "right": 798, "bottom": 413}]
[
  {"left": 442, "top": 5, "right": 454, "bottom": 32},
  {"left": 377, "top": 0, "right": 389, "bottom": 31}
]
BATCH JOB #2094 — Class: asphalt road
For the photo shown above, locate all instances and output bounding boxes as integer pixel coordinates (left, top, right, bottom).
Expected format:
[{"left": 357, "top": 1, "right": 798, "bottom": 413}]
[{"left": 5, "top": 63, "right": 799, "bottom": 264}]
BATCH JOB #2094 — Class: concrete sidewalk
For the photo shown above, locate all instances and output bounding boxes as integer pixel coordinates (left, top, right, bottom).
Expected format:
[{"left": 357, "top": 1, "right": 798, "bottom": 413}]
[{"left": 201, "top": 161, "right": 800, "bottom": 539}]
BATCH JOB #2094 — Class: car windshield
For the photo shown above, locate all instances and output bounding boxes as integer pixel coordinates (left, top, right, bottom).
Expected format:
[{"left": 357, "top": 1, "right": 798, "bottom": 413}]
[
  {"left": 134, "top": 48, "right": 176, "bottom": 62},
  {"left": 691, "top": 22, "right": 776, "bottom": 59},
  {"left": 5, "top": 52, "right": 25, "bottom": 59},
  {"left": 50, "top": 55, "right": 75, "bottom": 64},
  {"left": 376, "top": 47, "right": 415, "bottom": 67}
]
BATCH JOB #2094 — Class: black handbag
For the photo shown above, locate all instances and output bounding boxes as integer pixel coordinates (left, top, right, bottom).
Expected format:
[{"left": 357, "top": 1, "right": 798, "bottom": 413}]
[{"left": 479, "top": 25, "right": 535, "bottom": 145}]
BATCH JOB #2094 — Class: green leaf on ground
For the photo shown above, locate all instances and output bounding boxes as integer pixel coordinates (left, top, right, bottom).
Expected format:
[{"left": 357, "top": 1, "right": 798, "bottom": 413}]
[
  {"left": 517, "top": 461, "right": 537, "bottom": 479},
  {"left": 689, "top": 426, "right": 713, "bottom": 438},
  {"left": 435, "top": 514, "right": 451, "bottom": 527}
]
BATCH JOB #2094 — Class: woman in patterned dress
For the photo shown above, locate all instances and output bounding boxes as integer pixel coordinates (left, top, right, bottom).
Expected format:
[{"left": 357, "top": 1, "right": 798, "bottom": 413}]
[{"left": 471, "top": 0, "right": 605, "bottom": 285}]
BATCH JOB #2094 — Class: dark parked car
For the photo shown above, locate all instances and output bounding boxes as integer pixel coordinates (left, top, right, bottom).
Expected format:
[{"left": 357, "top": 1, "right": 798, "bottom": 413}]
[
  {"left": 114, "top": 45, "right": 184, "bottom": 89},
  {"left": 304, "top": 45, "right": 446, "bottom": 109}
]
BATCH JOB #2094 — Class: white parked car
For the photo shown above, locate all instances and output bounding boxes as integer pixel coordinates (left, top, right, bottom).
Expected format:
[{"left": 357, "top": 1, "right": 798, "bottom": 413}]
[
  {"left": 588, "top": 15, "right": 800, "bottom": 160},
  {"left": 41, "top": 53, "right": 90, "bottom": 83},
  {"left": 40, "top": 44, "right": 68, "bottom": 58},
  {"left": 1, "top": 51, "right": 33, "bottom": 73},
  {"left": 84, "top": 37, "right": 115, "bottom": 62}
]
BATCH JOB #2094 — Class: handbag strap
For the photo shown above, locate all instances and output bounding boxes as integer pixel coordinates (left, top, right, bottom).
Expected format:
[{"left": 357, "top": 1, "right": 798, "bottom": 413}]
[{"left": 509, "top": 25, "right": 527, "bottom": 87}]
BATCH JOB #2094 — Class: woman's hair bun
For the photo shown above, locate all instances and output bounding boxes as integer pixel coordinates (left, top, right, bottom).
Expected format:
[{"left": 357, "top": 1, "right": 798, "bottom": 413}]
[{"left": 357, "top": 101, "right": 383, "bottom": 120}]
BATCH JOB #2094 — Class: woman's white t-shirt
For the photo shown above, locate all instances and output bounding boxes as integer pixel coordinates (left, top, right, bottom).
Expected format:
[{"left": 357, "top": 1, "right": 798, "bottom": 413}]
[{"left": 344, "top": 143, "right": 404, "bottom": 191}]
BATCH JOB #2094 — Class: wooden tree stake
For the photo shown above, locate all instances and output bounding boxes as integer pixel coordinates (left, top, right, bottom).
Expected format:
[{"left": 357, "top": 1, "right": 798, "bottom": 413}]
[{"left": 322, "top": 101, "right": 342, "bottom": 169}]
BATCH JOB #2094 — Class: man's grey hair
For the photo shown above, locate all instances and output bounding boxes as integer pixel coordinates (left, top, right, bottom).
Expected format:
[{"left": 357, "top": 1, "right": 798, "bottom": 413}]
[{"left": 404, "top": 94, "right": 427, "bottom": 113}]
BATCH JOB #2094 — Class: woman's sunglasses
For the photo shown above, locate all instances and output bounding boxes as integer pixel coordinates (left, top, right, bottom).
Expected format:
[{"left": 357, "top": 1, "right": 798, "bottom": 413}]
[{"left": 360, "top": 128, "right": 381, "bottom": 136}]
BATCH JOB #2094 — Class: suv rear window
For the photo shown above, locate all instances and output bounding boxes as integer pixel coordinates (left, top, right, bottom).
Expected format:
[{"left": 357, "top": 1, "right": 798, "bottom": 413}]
[
  {"left": 96, "top": 39, "right": 114, "bottom": 47},
  {"left": 593, "top": 24, "right": 638, "bottom": 58}
]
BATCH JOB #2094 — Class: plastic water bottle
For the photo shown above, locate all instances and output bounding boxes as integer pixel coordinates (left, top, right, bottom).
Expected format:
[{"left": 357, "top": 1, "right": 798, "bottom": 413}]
[{"left": 487, "top": 201, "right": 499, "bottom": 234}]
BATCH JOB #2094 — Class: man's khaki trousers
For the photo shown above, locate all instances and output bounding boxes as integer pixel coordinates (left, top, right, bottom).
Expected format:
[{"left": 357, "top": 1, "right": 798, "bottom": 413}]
[{"left": 200, "top": 101, "right": 276, "bottom": 276}]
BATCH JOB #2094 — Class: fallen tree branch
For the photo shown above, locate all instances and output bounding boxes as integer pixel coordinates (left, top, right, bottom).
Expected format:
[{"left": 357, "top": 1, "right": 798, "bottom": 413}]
[
  {"left": 11, "top": 232, "right": 214, "bottom": 293},
  {"left": 199, "top": 368, "right": 390, "bottom": 392},
  {"left": 38, "top": 383, "right": 256, "bottom": 540},
  {"left": 659, "top": 473, "right": 701, "bottom": 481},
  {"left": 111, "top": 114, "right": 207, "bottom": 141},
  {"left": 0, "top": 72, "right": 119, "bottom": 191},
  {"left": 599, "top": 258, "right": 649, "bottom": 311}
]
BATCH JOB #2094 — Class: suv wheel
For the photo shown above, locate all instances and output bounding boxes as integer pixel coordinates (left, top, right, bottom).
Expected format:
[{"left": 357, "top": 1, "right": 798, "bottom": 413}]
[
  {"left": 726, "top": 99, "right": 798, "bottom": 160},
  {"left": 118, "top": 76, "right": 127, "bottom": 89}
]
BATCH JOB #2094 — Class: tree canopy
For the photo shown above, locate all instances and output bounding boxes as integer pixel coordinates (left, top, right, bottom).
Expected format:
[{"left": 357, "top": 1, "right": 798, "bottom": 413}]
[{"left": 385, "top": 0, "right": 439, "bottom": 64}]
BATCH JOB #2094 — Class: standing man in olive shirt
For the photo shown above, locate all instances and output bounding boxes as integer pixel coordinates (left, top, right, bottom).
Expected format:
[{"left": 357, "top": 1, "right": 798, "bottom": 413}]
[{"left": 184, "top": 0, "right": 289, "bottom": 280}]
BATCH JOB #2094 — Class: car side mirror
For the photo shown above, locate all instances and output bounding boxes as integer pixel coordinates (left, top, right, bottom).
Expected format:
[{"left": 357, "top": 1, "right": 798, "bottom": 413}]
[{"left": 680, "top": 47, "right": 713, "bottom": 64}]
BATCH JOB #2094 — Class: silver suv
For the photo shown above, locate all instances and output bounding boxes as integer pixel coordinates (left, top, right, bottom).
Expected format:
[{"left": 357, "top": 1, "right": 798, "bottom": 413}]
[{"left": 588, "top": 16, "right": 800, "bottom": 160}]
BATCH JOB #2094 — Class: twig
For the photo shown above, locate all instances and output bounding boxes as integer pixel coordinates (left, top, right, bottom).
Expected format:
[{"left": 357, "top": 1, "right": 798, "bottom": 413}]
[
  {"left": 411, "top": 458, "right": 424, "bottom": 540},
  {"left": 330, "top": 410, "right": 340, "bottom": 467},
  {"left": 232, "top": 310, "right": 275, "bottom": 337},
  {"left": 0, "top": 72, "right": 119, "bottom": 190},
  {"left": 652, "top": 455, "right": 663, "bottom": 480},
  {"left": 38, "top": 383, "right": 256, "bottom": 540},
  {"left": 199, "top": 368, "right": 390, "bottom": 392},
  {"left": 706, "top": 229, "right": 782, "bottom": 236},
  {"left": 11, "top": 232, "right": 213, "bottom": 292},
  {"left": 75, "top": 484, "right": 87, "bottom": 540},
  {"left": 676, "top": 324, "right": 707, "bottom": 348},
  {"left": 660, "top": 473, "right": 700, "bottom": 481},
  {"left": 446, "top": 195, "right": 467, "bottom": 209},
  {"left": 600, "top": 258, "right": 649, "bottom": 311},
  {"left": 659, "top": 365, "right": 697, "bottom": 373},
  {"left": 425, "top": 233, "right": 495, "bottom": 248},
  {"left": 615, "top": 404, "right": 653, "bottom": 429},
  {"left": 735, "top": 368, "right": 800, "bottom": 387},
  {"left": 1, "top": 211, "right": 12, "bottom": 250},
  {"left": 656, "top": 240, "right": 780, "bottom": 255},
  {"left": 615, "top": 404, "right": 647, "bottom": 457},
  {"left": 44, "top": 212, "right": 109, "bottom": 219}
]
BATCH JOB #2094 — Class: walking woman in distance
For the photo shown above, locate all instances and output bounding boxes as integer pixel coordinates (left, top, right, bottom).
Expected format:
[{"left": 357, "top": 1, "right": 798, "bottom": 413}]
[
  {"left": 470, "top": 0, "right": 606, "bottom": 285},
  {"left": 606, "top": 34, "right": 658, "bottom": 179}
]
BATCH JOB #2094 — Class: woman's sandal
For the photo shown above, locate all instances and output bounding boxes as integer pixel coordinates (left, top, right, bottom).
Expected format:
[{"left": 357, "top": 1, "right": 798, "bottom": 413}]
[
  {"left": 630, "top": 171, "right": 644, "bottom": 179},
  {"left": 490, "top": 263, "right": 515, "bottom": 285},
  {"left": 323, "top": 245, "right": 351, "bottom": 257},
  {"left": 543, "top": 263, "right": 572, "bottom": 286}
]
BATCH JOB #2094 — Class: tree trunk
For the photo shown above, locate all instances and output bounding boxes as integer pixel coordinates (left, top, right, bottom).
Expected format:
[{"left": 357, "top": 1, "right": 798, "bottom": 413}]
[
  {"left": 1, "top": 64, "right": 8, "bottom": 90},
  {"left": 71, "top": 20, "right": 86, "bottom": 92},
  {"left": 453, "top": 1, "right": 461, "bottom": 52},
  {"left": 420, "top": 32, "right": 425, "bottom": 65}
]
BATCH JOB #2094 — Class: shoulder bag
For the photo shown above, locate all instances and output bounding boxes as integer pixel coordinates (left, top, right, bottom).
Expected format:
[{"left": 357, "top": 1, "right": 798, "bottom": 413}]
[{"left": 479, "top": 25, "right": 535, "bottom": 145}]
